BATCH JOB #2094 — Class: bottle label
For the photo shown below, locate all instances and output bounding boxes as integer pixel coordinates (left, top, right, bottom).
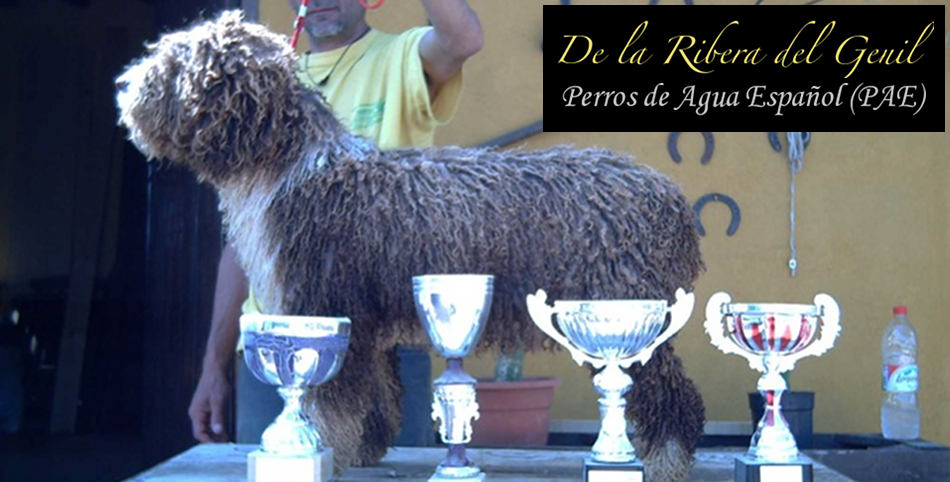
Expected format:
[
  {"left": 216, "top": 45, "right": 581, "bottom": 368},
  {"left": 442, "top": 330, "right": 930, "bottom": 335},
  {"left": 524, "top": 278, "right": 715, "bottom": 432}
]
[{"left": 883, "top": 364, "right": 919, "bottom": 392}]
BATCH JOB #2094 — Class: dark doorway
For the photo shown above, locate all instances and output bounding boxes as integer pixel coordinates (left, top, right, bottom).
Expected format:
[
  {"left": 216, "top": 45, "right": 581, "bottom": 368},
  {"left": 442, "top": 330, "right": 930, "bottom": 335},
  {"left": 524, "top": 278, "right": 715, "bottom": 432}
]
[{"left": 0, "top": 0, "right": 243, "bottom": 480}]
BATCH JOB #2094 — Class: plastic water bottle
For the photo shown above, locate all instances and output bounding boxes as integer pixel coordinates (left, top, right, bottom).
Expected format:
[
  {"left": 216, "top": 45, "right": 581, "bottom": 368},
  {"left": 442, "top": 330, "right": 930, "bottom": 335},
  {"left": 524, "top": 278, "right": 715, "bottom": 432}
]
[{"left": 881, "top": 305, "right": 919, "bottom": 440}]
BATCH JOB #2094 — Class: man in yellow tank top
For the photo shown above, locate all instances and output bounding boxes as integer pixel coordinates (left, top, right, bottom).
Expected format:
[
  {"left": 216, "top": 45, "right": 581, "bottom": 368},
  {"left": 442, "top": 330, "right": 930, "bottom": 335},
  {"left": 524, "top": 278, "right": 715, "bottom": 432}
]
[{"left": 188, "top": 0, "right": 482, "bottom": 446}]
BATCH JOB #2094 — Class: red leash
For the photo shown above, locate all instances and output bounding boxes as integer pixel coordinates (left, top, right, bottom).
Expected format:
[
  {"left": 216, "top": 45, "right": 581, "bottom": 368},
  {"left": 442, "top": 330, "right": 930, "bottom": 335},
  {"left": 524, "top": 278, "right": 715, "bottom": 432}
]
[
  {"left": 359, "top": 0, "right": 386, "bottom": 9},
  {"left": 290, "top": 0, "right": 309, "bottom": 49}
]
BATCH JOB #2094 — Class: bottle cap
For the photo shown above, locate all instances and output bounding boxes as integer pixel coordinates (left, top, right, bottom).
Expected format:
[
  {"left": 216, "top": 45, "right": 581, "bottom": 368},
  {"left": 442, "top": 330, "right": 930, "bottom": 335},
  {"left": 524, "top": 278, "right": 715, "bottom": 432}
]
[{"left": 893, "top": 306, "right": 908, "bottom": 315}]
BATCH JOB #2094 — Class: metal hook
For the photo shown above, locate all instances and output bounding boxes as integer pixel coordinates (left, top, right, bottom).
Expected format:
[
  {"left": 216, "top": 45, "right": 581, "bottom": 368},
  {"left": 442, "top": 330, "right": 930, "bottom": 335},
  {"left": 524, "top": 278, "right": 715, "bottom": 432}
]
[
  {"left": 694, "top": 193, "right": 741, "bottom": 237},
  {"left": 668, "top": 132, "right": 715, "bottom": 165},
  {"left": 768, "top": 132, "right": 811, "bottom": 153}
]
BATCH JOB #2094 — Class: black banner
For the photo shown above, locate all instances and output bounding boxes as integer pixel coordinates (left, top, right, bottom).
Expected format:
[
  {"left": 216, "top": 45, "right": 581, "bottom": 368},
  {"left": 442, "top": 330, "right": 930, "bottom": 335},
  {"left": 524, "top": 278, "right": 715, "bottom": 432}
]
[{"left": 543, "top": 5, "right": 943, "bottom": 132}]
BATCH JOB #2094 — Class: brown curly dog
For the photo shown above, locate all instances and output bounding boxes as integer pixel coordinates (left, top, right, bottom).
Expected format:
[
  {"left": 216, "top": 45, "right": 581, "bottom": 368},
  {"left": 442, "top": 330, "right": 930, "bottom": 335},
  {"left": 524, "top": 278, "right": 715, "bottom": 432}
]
[{"left": 116, "top": 11, "right": 706, "bottom": 482}]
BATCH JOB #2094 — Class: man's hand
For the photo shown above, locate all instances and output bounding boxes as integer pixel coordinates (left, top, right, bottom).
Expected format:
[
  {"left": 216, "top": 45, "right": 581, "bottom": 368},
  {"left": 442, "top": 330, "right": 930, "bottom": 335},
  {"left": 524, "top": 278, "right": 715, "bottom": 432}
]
[
  {"left": 189, "top": 244, "right": 246, "bottom": 442},
  {"left": 188, "top": 366, "right": 231, "bottom": 443}
]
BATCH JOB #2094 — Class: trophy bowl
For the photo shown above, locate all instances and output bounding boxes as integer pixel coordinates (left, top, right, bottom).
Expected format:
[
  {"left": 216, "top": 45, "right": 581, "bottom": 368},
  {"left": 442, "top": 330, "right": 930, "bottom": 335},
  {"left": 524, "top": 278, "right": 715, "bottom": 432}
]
[
  {"left": 240, "top": 314, "right": 351, "bottom": 457},
  {"left": 413, "top": 274, "right": 493, "bottom": 482},
  {"left": 725, "top": 303, "right": 820, "bottom": 360},
  {"left": 704, "top": 292, "right": 840, "bottom": 466},
  {"left": 527, "top": 288, "right": 694, "bottom": 480},
  {"left": 414, "top": 274, "right": 493, "bottom": 360},
  {"left": 554, "top": 299, "right": 670, "bottom": 363}
]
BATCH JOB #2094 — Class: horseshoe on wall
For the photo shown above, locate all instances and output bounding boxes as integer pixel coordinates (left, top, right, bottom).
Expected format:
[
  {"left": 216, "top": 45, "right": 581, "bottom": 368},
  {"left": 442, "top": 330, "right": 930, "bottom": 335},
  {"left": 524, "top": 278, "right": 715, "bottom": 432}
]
[
  {"left": 694, "top": 193, "right": 741, "bottom": 237},
  {"left": 669, "top": 132, "right": 715, "bottom": 165}
]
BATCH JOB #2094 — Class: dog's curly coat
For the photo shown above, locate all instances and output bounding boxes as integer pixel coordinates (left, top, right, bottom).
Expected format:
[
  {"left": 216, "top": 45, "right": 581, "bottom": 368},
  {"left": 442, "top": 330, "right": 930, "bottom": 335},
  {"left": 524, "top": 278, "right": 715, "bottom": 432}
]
[{"left": 117, "top": 11, "right": 706, "bottom": 482}]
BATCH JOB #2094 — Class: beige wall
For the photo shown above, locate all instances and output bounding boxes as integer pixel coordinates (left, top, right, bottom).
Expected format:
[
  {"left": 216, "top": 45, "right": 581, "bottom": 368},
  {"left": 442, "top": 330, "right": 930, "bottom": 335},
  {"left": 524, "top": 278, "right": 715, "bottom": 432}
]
[{"left": 261, "top": 0, "right": 950, "bottom": 445}]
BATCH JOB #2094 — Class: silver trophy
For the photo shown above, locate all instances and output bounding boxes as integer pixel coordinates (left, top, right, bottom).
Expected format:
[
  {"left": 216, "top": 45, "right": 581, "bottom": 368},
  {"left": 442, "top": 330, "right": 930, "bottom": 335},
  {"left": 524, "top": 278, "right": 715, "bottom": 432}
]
[
  {"left": 704, "top": 292, "right": 840, "bottom": 482},
  {"left": 527, "top": 288, "right": 695, "bottom": 482},
  {"left": 240, "top": 314, "right": 351, "bottom": 482},
  {"left": 413, "top": 274, "right": 493, "bottom": 482}
]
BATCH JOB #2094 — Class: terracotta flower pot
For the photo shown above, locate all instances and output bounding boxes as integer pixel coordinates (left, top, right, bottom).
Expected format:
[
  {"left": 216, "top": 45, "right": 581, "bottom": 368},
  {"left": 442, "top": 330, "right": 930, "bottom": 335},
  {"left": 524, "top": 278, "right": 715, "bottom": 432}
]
[{"left": 470, "top": 377, "right": 562, "bottom": 447}]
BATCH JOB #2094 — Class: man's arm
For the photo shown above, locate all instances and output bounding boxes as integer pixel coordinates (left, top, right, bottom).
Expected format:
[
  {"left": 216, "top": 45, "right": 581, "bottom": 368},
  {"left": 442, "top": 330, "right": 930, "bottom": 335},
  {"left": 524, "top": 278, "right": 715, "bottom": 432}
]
[
  {"left": 188, "top": 244, "right": 247, "bottom": 442},
  {"left": 418, "top": 0, "right": 483, "bottom": 98}
]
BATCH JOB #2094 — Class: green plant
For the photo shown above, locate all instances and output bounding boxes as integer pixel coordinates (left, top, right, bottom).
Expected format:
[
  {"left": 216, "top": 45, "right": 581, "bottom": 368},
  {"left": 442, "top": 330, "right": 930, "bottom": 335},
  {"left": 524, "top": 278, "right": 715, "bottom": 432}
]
[{"left": 493, "top": 347, "right": 525, "bottom": 382}]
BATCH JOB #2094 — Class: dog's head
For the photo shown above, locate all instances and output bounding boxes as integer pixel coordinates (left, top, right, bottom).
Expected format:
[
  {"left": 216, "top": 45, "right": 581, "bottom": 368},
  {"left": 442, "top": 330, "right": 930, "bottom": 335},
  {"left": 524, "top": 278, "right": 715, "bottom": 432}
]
[{"left": 116, "top": 10, "right": 328, "bottom": 185}]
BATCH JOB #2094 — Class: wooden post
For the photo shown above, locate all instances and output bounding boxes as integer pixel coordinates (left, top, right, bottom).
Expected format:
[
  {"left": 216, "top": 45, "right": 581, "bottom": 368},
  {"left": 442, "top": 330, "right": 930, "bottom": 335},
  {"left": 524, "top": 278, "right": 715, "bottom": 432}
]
[{"left": 242, "top": 0, "right": 259, "bottom": 21}]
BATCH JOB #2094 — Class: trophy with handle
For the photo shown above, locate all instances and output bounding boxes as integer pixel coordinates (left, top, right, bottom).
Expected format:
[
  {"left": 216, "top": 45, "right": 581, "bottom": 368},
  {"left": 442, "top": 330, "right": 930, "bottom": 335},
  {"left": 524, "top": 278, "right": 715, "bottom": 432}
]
[
  {"left": 240, "top": 314, "right": 351, "bottom": 482},
  {"left": 414, "top": 274, "right": 494, "bottom": 482},
  {"left": 527, "top": 288, "right": 695, "bottom": 482},
  {"left": 704, "top": 292, "right": 841, "bottom": 482}
]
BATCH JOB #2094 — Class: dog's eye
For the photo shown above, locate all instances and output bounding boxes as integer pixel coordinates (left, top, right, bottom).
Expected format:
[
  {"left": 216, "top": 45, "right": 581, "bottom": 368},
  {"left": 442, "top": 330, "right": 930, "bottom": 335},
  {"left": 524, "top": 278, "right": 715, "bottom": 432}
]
[{"left": 116, "top": 79, "right": 130, "bottom": 92}]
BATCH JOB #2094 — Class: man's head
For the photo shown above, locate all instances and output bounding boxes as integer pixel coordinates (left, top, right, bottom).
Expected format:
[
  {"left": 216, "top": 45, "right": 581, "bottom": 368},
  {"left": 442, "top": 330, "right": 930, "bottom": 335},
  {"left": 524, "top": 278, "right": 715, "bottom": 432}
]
[{"left": 287, "top": 0, "right": 368, "bottom": 50}]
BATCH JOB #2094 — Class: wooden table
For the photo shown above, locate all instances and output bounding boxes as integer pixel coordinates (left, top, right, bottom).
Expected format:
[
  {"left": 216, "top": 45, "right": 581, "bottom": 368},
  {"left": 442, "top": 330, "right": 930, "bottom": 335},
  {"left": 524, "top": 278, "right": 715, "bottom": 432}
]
[{"left": 122, "top": 444, "right": 858, "bottom": 482}]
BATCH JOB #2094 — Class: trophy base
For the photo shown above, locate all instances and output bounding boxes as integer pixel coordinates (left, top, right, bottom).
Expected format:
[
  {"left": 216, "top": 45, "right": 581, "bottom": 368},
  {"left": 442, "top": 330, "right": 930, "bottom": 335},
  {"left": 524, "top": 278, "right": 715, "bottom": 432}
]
[
  {"left": 428, "top": 472, "right": 485, "bottom": 482},
  {"left": 584, "top": 456, "right": 644, "bottom": 482},
  {"left": 735, "top": 455, "right": 812, "bottom": 482},
  {"left": 248, "top": 448, "right": 334, "bottom": 482}
]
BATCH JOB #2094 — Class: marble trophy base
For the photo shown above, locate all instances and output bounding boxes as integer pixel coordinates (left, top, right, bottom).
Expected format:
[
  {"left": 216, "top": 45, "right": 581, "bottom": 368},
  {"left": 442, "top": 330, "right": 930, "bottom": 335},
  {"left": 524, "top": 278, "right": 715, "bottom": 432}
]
[
  {"left": 428, "top": 472, "right": 486, "bottom": 482},
  {"left": 584, "top": 456, "right": 644, "bottom": 482},
  {"left": 735, "top": 455, "right": 812, "bottom": 482},
  {"left": 248, "top": 448, "right": 335, "bottom": 482}
]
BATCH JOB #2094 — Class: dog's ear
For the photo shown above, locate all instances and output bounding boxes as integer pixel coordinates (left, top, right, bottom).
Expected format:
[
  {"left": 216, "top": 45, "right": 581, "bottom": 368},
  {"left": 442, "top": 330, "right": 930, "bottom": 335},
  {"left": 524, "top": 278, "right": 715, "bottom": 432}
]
[{"left": 170, "top": 11, "right": 313, "bottom": 184}]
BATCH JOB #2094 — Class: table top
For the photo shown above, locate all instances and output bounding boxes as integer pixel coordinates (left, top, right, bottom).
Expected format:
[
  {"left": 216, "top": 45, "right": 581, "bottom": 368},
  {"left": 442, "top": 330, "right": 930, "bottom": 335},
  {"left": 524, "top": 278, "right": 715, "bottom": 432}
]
[{"left": 122, "top": 444, "right": 860, "bottom": 482}]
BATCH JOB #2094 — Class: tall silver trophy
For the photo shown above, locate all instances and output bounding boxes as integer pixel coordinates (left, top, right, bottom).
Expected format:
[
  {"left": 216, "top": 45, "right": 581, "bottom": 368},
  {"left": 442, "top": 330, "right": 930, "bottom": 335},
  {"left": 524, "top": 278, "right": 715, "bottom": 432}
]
[
  {"left": 240, "top": 314, "right": 351, "bottom": 482},
  {"left": 527, "top": 288, "right": 695, "bottom": 482},
  {"left": 413, "top": 274, "right": 494, "bottom": 482},
  {"left": 704, "top": 292, "right": 841, "bottom": 482}
]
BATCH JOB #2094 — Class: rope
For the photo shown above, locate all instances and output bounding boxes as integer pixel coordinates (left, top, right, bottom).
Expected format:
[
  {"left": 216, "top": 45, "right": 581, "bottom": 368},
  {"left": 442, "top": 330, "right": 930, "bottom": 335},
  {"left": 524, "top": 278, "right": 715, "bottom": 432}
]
[{"left": 786, "top": 132, "right": 805, "bottom": 277}]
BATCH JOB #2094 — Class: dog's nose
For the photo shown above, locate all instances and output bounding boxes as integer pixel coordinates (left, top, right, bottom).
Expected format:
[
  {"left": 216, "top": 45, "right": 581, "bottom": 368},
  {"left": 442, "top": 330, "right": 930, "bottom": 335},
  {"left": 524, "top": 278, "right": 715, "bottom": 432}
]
[{"left": 115, "top": 79, "right": 129, "bottom": 92}]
